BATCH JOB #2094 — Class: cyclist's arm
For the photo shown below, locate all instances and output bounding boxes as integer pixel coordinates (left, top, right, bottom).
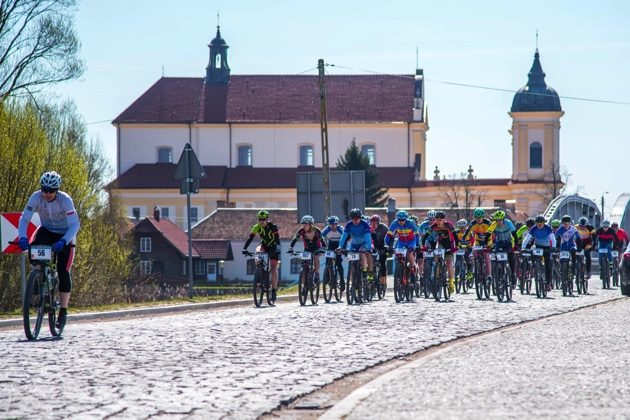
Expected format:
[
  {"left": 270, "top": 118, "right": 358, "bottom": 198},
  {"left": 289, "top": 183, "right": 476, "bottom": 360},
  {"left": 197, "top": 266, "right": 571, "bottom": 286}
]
[
  {"left": 289, "top": 229, "right": 302, "bottom": 249},
  {"left": 363, "top": 231, "right": 372, "bottom": 251},
  {"left": 61, "top": 196, "right": 80, "bottom": 243},
  {"left": 17, "top": 193, "right": 38, "bottom": 239},
  {"left": 549, "top": 233, "right": 557, "bottom": 248},
  {"left": 243, "top": 225, "right": 259, "bottom": 250},
  {"left": 321, "top": 226, "right": 330, "bottom": 238},
  {"left": 338, "top": 230, "right": 349, "bottom": 249},
  {"left": 521, "top": 232, "right": 532, "bottom": 249}
]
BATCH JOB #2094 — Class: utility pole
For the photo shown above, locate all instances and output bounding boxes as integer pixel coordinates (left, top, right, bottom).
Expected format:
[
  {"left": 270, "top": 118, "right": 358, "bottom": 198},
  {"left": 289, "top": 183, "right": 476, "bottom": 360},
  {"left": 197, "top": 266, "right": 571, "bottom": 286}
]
[{"left": 318, "top": 59, "right": 332, "bottom": 220}]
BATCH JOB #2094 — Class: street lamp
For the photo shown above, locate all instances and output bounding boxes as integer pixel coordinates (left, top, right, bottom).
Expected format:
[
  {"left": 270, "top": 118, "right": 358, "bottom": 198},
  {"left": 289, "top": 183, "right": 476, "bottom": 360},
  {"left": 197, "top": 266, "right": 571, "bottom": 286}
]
[{"left": 601, "top": 192, "right": 609, "bottom": 221}]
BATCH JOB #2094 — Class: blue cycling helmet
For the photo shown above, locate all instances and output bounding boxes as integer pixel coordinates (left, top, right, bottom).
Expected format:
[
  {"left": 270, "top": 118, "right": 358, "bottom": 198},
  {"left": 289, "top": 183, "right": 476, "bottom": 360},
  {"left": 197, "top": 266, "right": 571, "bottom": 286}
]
[
  {"left": 327, "top": 215, "right": 339, "bottom": 224},
  {"left": 396, "top": 210, "right": 408, "bottom": 221}
]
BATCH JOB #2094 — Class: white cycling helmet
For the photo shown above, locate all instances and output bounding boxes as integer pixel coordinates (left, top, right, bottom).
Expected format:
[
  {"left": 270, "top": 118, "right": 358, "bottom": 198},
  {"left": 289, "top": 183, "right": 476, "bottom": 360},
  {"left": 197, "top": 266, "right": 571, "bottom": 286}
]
[
  {"left": 456, "top": 219, "right": 468, "bottom": 228},
  {"left": 40, "top": 171, "right": 62, "bottom": 189},
  {"left": 301, "top": 215, "right": 314, "bottom": 224}
]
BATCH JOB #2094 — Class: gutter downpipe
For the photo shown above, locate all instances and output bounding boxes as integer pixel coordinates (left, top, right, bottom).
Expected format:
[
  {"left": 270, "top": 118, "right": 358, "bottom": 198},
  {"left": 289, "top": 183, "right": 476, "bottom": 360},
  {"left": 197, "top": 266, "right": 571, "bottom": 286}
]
[
  {"left": 116, "top": 124, "right": 121, "bottom": 177},
  {"left": 227, "top": 122, "right": 232, "bottom": 202},
  {"left": 407, "top": 122, "right": 412, "bottom": 207}
]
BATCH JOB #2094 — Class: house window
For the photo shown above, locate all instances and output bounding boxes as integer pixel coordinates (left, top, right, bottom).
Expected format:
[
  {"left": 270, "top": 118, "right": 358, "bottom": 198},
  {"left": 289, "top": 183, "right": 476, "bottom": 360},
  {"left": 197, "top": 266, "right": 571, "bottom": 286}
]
[
  {"left": 160, "top": 207, "right": 170, "bottom": 219},
  {"left": 361, "top": 144, "right": 376, "bottom": 165},
  {"left": 494, "top": 199, "right": 507, "bottom": 208},
  {"left": 299, "top": 145, "right": 314, "bottom": 166},
  {"left": 237, "top": 145, "right": 252, "bottom": 166},
  {"left": 246, "top": 259, "right": 255, "bottom": 275},
  {"left": 140, "top": 237, "right": 151, "bottom": 253},
  {"left": 207, "top": 262, "right": 216, "bottom": 275},
  {"left": 529, "top": 142, "right": 542, "bottom": 169},
  {"left": 290, "top": 258, "right": 301, "bottom": 274},
  {"left": 194, "top": 260, "right": 205, "bottom": 275},
  {"left": 140, "top": 260, "right": 152, "bottom": 274},
  {"left": 190, "top": 207, "right": 198, "bottom": 224},
  {"left": 157, "top": 147, "right": 172, "bottom": 163},
  {"left": 132, "top": 207, "right": 140, "bottom": 221}
]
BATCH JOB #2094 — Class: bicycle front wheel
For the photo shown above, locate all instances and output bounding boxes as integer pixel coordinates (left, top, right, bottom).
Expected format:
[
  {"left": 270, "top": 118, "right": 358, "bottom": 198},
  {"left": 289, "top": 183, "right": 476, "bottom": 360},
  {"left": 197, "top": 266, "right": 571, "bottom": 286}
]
[
  {"left": 23, "top": 270, "right": 45, "bottom": 341},
  {"left": 47, "top": 273, "right": 63, "bottom": 337},
  {"left": 298, "top": 270, "right": 308, "bottom": 306},
  {"left": 253, "top": 270, "right": 264, "bottom": 307},
  {"left": 323, "top": 266, "right": 333, "bottom": 303},
  {"left": 310, "top": 275, "right": 320, "bottom": 305}
]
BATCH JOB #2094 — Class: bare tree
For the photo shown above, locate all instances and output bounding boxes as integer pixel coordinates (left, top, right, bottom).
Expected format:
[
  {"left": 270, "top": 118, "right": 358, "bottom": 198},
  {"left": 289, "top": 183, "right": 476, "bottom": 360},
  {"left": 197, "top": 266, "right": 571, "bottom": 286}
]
[
  {"left": 439, "top": 171, "right": 487, "bottom": 220},
  {"left": 0, "top": 0, "right": 84, "bottom": 99},
  {"left": 534, "top": 162, "right": 571, "bottom": 203}
]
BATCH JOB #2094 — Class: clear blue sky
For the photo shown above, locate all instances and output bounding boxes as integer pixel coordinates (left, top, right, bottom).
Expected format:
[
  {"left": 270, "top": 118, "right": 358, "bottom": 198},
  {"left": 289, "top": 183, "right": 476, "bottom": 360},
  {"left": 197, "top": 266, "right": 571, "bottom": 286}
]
[{"left": 53, "top": 0, "right": 630, "bottom": 217}]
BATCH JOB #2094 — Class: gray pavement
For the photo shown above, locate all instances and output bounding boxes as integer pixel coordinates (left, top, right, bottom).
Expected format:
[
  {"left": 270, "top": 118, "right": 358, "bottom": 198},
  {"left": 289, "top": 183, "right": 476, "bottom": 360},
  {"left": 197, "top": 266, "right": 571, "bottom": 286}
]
[
  {"left": 0, "top": 279, "right": 623, "bottom": 419},
  {"left": 328, "top": 296, "right": 630, "bottom": 419}
]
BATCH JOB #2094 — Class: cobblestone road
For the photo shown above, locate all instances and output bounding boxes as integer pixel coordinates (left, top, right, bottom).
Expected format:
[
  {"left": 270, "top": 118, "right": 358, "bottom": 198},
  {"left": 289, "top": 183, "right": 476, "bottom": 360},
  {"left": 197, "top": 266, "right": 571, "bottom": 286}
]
[
  {"left": 0, "top": 280, "right": 622, "bottom": 419},
  {"left": 338, "top": 295, "right": 630, "bottom": 419}
]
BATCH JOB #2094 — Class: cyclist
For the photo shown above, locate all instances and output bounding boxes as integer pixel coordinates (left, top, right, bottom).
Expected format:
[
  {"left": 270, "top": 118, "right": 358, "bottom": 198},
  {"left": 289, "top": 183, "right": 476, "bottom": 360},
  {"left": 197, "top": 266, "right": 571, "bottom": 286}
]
[
  {"left": 337, "top": 208, "right": 373, "bottom": 279},
  {"left": 455, "top": 218, "right": 473, "bottom": 282},
  {"left": 417, "top": 210, "right": 437, "bottom": 278},
  {"left": 612, "top": 222, "right": 629, "bottom": 252},
  {"left": 385, "top": 210, "right": 419, "bottom": 280},
  {"left": 575, "top": 217, "right": 596, "bottom": 279},
  {"left": 18, "top": 171, "right": 80, "bottom": 331},
  {"left": 370, "top": 215, "right": 389, "bottom": 287},
  {"left": 550, "top": 219, "right": 561, "bottom": 235},
  {"left": 521, "top": 215, "right": 556, "bottom": 291},
  {"left": 463, "top": 207, "right": 493, "bottom": 285},
  {"left": 593, "top": 220, "right": 619, "bottom": 277},
  {"left": 288, "top": 215, "right": 326, "bottom": 284},
  {"left": 321, "top": 215, "right": 345, "bottom": 290},
  {"left": 555, "top": 215, "right": 581, "bottom": 278},
  {"left": 516, "top": 218, "right": 535, "bottom": 249},
  {"left": 487, "top": 210, "right": 517, "bottom": 287},
  {"left": 421, "top": 210, "right": 458, "bottom": 293},
  {"left": 243, "top": 210, "right": 281, "bottom": 301}
]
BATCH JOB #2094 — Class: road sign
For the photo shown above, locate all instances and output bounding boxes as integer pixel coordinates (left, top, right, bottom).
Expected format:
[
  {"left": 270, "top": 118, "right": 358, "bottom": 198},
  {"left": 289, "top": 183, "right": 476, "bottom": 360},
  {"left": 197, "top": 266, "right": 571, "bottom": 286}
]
[
  {"left": 174, "top": 143, "right": 206, "bottom": 181},
  {"left": 1, "top": 213, "right": 40, "bottom": 254}
]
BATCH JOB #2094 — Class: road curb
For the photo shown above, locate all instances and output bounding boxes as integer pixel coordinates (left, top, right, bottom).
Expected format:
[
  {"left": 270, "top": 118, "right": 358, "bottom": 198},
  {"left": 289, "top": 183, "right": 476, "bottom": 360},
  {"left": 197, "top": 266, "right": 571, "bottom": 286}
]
[{"left": 0, "top": 294, "right": 298, "bottom": 329}]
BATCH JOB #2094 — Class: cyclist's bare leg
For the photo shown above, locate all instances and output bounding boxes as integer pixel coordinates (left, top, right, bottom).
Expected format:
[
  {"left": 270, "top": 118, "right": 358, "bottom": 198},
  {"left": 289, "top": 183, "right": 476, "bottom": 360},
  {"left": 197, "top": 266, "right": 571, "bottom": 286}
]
[
  {"left": 446, "top": 254, "right": 455, "bottom": 279},
  {"left": 407, "top": 251, "right": 416, "bottom": 272},
  {"left": 60, "top": 293, "right": 70, "bottom": 308},
  {"left": 484, "top": 250, "right": 492, "bottom": 278},
  {"left": 313, "top": 255, "right": 320, "bottom": 275},
  {"left": 366, "top": 252, "right": 374, "bottom": 272},
  {"left": 270, "top": 259, "right": 279, "bottom": 289}
]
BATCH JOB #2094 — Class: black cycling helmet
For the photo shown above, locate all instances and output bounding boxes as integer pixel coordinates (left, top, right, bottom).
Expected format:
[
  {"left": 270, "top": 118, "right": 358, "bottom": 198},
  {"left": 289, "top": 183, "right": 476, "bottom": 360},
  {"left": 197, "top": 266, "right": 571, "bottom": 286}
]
[
  {"left": 435, "top": 210, "right": 446, "bottom": 219},
  {"left": 349, "top": 208, "right": 362, "bottom": 219},
  {"left": 534, "top": 214, "right": 546, "bottom": 224},
  {"left": 578, "top": 216, "right": 588, "bottom": 226},
  {"left": 525, "top": 218, "right": 535, "bottom": 228}
]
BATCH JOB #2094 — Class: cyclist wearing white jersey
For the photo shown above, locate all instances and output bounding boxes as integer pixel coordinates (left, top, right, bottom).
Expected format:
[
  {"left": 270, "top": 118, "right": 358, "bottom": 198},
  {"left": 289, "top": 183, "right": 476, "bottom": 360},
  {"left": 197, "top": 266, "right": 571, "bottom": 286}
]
[{"left": 17, "top": 171, "right": 80, "bottom": 330}]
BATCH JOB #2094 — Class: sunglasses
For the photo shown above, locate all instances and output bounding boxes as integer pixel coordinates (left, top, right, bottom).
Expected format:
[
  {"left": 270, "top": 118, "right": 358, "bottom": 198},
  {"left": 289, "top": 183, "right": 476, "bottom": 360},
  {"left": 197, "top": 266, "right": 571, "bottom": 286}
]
[
  {"left": 41, "top": 188, "right": 58, "bottom": 193},
  {"left": 258, "top": 218, "right": 268, "bottom": 222}
]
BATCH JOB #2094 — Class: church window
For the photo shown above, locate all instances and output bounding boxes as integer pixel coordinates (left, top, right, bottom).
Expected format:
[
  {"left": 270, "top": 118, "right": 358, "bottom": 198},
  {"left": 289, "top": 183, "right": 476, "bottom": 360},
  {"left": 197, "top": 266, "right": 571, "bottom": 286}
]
[
  {"left": 529, "top": 142, "right": 542, "bottom": 169},
  {"left": 361, "top": 144, "right": 376, "bottom": 165},
  {"left": 299, "top": 145, "right": 314, "bottom": 166}
]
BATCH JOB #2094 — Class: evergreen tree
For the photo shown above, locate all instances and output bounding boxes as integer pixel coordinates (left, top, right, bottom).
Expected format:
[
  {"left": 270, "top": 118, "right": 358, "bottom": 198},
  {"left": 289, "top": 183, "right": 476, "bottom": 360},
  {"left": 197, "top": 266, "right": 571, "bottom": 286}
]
[{"left": 336, "top": 139, "right": 389, "bottom": 207}]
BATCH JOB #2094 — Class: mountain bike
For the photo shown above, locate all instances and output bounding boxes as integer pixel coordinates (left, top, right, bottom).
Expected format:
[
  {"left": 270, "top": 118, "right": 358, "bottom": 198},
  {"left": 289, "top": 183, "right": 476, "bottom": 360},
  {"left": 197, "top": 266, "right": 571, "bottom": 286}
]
[
  {"left": 559, "top": 250, "right": 573, "bottom": 297},
  {"left": 421, "top": 250, "right": 433, "bottom": 299},
  {"left": 430, "top": 247, "right": 449, "bottom": 302},
  {"left": 368, "top": 250, "right": 386, "bottom": 301},
  {"left": 550, "top": 250, "right": 561, "bottom": 290},
  {"left": 599, "top": 248, "right": 611, "bottom": 289},
  {"left": 344, "top": 250, "right": 365, "bottom": 305},
  {"left": 322, "top": 250, "right": 343, "bottom": 303},
  {"left": 472, "top": 246, "right": 490, "bottom": 300},
  {"left": 611, "top": 250, "right": 620, "bottom": 287},
  {"left": 574, "top": 249, "right": 587, "bottom": 294},
  {"left": 454, "top": 249, "right": 469, "bottom": 293},
  {"left": 244, "top": 250, "right": 274, "bottom": 307},
  {"left": 492, "top": 251, "right": 512, "bottom": 302},
  {"left": 11, "top": 242, "right": 67, "bottom": 341},
  {"left": 393, "top": 247, "right": 414, "bottom": 303},
  {"left": 518, "top": 250, "right": 533, "bottom": 295},
  {"left": 532, "top": 247, "right": 547, "bottom": 298},
  {"left": 290, "top": 250, "right": 323, "bottom": 306}
]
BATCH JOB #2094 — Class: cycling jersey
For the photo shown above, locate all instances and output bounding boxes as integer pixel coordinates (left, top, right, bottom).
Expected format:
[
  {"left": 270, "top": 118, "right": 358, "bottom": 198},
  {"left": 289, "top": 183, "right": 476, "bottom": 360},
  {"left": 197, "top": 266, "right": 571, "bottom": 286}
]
[
  {"left": 614, "top": 228, "right": 629, "bottom": 251},
  {"left": 522, "top": 224, "right": 556, "bottom": 249},
  {"left": 488, "top": 219, "right": 516, "bottom": 247},
  {"left": 594, "top": 228, "right": 619, "bottom": 250},
  {"left": 575, "top": 224, "right": 595, "bottom": 247},
  {"left": 371, "top": 223, "right": 389, "bottom": 250},
  {"left": 321, "top": 225, "right": 343, "bottom": 250},
  {"left": 385, "top": 220, "right": 418, "bottom": 248},
  {"left": 422, "top": 220, "right": 457, "bottom": 250},
  {"left": 555, "top": 225, "right": 580, "bottom": 250},
  {"left": 244, "top": 221, "right": 280, "bottom": 250},
  {"left": 515, "top": 225, "right": 529, "bottom": 247},
  {"left": 339, "top": 220, "right": 372, "bottom": 251},
  {"left": 289, "top": 226, "right": 326, "bottom": 251},
  {"left": 18, "top": 190, "right": 80, "bottom": 243},
  {"left": 463, "top": 218, "right": 492, "bottom": 245},
  {"left": 417, "top": 219, "right": 437, "bottom": 245},
  {"left": 455, "top": 229, "right": 471, "bottom": 248}
]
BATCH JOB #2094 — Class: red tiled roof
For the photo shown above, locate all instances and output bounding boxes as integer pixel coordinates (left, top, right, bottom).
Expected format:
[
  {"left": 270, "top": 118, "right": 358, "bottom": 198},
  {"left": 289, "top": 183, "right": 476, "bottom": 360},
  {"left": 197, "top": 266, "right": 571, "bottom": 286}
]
[
  {"left": 137, "top": 216, "right": 200, "bottom": 257},
  {"left": 113, "top": 75, "right": 414, "bottom": 124},
  {"left": 109, "top": 164, "right": 412, "bottom": 190},
  {"left": 192, "top": 240, "right": 233, "bottom": 260},
  {"left": 192, "top": 209, "right": 302, "bottom": 241}
]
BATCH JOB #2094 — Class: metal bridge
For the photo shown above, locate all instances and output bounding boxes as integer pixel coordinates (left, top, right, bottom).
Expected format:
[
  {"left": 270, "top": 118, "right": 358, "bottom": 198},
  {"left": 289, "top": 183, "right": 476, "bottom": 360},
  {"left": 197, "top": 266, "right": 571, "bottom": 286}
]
[
  {"left": 543, "top": 194, "right": 601, "bottom": 225},
  {"left": 610, "top": 193, "right": 630, "bottom": 233}
]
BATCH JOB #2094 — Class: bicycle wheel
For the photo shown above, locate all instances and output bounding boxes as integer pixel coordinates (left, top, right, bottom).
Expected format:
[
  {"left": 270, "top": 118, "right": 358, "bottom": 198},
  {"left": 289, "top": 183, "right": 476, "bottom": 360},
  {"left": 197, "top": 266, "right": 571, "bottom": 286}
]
[
  {"left": 346, "top": 264, "right": 356, "bottom": 305},
  {"left": 474, "top": 259, "right": 484, "bottom": 300},
  {"left": 432, "top": 263, "right": 442, "bottom": 302},
  {"left": 47, "top": 272, "right": 63, "bottom": 337},
  {"left": 495, "top": 265, "right": 505, "bottom": 302},
  {"left": 519, "top": 261, "right": 526, "bottom": 294},
  {"left": 613, "top": 261, "right": 619, "bottom": 287},
  {"left": 323, "top": 266, "right": 333, "bottom": 303},
  {"left": 264, "top": 272, "right": 273, "bottom": 305},
  {"left": 483, "top": 265, "right": 492, "bottom": 300},
  {"left": 377, "top": 277, "right": 386, "bottom": 300},
  {"left": 23, "top": 270, "right": 45, "bottom": 341},
  {"left": 505, "top": 265, "right": 513, "bottom": 302},
  {"left": 561, "top": 261, "right": 569, "bottom": 297},
  {"left": 298, "top": 270, "right": 308, "bottom": 306},
  {"left": 393, "top": 262, "right": 404, "bottom": 303},
  {"left": 310, "top": 274, "right": 320, "bottom": 305},
  {"left": 334, "top": 271, "right": 343, "bottom": 302},
  {"left": 575, "top": 260, "right": 583, "bottom": 294},
  {"left": 441, "top": 263, "right": 450, "bottom": 301},
  {"left": 253, "top": 269, "right": 264, "bottom": 307},
  {"left": 601, "top": 257, "right": 610, "bottom": 289}
]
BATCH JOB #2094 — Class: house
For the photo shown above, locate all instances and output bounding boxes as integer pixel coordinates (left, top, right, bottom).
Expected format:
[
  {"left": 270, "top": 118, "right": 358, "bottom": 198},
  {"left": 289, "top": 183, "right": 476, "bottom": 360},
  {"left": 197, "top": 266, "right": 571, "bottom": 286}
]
[{"left": 130, "top": 207, "right": 233, "bottom": 285}]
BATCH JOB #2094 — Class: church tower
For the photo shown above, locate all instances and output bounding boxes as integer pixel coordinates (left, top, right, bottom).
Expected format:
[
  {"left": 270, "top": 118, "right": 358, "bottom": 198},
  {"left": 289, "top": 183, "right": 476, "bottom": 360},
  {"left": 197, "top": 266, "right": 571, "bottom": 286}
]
[
  {"left": 509, "top": 49, "right": 563, "bottom": 182},
  {"left": 205, "top": 26, "right": 230, "bottom": 85}
]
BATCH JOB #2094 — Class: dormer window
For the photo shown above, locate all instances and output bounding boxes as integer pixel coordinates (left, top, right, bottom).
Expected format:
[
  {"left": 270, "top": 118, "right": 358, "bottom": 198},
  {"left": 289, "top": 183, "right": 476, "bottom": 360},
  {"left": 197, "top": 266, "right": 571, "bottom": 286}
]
[{"left": 158, "top": 147, "right": 172, "bottom": 163}]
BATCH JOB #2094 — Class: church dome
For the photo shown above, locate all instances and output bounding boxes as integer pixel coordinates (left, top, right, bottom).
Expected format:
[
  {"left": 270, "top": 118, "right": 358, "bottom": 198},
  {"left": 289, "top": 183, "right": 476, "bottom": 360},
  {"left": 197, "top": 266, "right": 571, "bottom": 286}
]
[
  {"left": 511, "top": 50, "right": 562, "bottom": 112},
  {"left": 210, "top": 27, "right": 227, "bottom": 46}
]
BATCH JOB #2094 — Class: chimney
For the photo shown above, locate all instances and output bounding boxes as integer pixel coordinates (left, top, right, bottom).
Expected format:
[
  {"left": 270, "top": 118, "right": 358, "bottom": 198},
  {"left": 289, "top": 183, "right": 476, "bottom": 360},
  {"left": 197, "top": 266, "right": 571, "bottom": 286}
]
[{"left": 153, "top": 205, "right": 160, "bottom": 221}]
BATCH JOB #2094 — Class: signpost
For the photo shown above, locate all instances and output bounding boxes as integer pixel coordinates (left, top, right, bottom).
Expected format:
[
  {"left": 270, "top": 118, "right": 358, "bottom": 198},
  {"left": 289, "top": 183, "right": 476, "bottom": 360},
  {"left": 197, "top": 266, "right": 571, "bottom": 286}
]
[
  {"left": 174, "top": 143, "right": 206, "bottom": 298},
  {"left": 1, "top": 212, "right": 41, "bottom": 299}
]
